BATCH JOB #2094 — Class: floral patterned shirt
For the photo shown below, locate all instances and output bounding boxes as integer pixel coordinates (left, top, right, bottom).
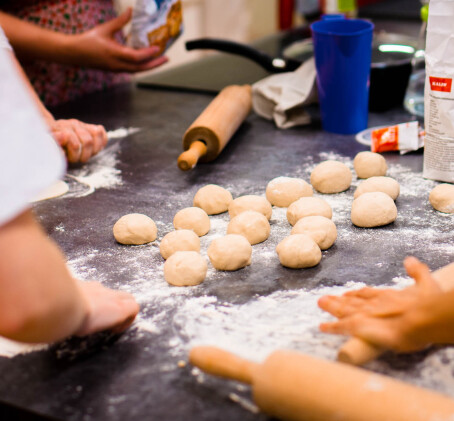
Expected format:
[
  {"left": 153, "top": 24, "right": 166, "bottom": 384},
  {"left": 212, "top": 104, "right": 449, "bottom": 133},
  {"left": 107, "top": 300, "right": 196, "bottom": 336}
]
[{"left": 1, "top": 0, "right": 130, "bottom": 106}]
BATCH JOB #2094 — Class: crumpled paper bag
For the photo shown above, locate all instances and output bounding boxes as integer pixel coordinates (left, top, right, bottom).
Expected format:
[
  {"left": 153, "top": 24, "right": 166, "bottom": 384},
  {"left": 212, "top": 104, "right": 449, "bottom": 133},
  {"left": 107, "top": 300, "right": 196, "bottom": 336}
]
[{"left": 252, "top": 58, "right": 318, "bottom": 129}]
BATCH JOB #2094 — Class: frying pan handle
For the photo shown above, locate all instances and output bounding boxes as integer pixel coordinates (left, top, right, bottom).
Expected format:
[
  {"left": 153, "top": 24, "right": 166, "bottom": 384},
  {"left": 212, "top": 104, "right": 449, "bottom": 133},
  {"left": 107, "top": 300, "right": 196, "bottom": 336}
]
[{"left": 186, "top": 38, "right": 293, "bottom": 73}]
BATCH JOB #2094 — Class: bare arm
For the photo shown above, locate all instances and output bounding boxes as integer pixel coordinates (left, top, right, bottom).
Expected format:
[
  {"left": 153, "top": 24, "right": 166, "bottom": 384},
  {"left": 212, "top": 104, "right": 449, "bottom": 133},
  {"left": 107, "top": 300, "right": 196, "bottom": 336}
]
[
  {"left": 0, "top": 9, "right": 168, "bottom": 72},
  {"left": 0, "top": 210, "right": 139, "bottom": 343},
  {"left": 318, "top": 257, "right": 454, "bottom": 353}
]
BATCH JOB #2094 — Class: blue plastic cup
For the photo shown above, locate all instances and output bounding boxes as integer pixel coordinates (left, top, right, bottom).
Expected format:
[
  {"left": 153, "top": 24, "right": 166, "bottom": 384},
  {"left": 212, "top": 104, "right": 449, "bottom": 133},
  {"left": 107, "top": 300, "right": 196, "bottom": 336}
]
[{"left": 311, "top": 17, "right": 374, "bottom": 135}]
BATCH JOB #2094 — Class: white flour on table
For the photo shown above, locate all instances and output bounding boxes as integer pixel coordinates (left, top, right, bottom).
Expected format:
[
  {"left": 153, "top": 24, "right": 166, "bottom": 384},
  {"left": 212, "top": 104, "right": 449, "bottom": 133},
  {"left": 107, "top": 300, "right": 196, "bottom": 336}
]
[{"left": 3, "top": 150, "right": 454, "bottom": 400}]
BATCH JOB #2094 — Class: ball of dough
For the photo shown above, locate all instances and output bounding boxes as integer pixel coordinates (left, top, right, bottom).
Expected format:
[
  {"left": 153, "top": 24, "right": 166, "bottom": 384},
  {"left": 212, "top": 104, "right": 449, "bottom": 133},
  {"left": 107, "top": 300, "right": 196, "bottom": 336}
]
[
  {"left": 164, "top": 251, "right": 207, "bottom": 287},
  {"left": 113, "top": 213, "right": 157, "bottom": 245},
  {"left": 353, "top": 151, "right": 388, "bottom": 179},
  {"left": 159, "top": 230, "right": 200, "bottom": 260},
  {"left": 429, "top": 184, "right": 454, "bottom": 213},
  {"left": 351, "top": 192, "right": 397, "bottom": 227},
  {"left": 354, "top": 176, "right": 400, "bottom": 200},
  {"left": 173, "top": 207, "right": 210, "bottom": 236},
  {"left": 227, "top": 210, "right": 270, "bottom": 245},
  {"left": 228, "top": 195, "right": 272, "bottom": 220},
  {"left": 276, "top": 234, "right": 321, "bottom": 269},
  {"left": 287, "top": 197, "right": 332, "bottom": 226},
  {"left": 310, "top": 160, "right": 352, "bottom": 194},
  {"left": 207, "top": 234, "right": 252, "bottom": 271},
  {"left": 193, "top": 184, "right": 233, "bottom": 215},
  {"left": 265, "top": 176, "right": 313, "bottom": 207},
  {"left": 291, "top": 215, "right": 337, "bottom": 250}
]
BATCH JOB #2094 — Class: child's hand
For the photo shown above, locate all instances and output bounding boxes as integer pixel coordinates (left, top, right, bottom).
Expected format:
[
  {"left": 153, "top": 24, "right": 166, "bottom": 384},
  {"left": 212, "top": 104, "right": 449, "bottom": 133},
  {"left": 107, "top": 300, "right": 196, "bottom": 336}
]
[{"left": 318, "top": 257, "right": 443, "bottom": 352}]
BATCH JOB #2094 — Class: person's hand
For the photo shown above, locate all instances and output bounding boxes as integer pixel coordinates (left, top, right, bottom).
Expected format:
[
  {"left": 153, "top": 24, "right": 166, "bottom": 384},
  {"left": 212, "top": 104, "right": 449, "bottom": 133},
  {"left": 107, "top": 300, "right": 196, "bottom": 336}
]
[
  {"left": 68, "top": 8, "right": 168, "bottom": 73},
  {"left": 47, "top": 118, "right": 108, "bottom": 163},
  {"left": 76, "top": 281, "right": 140, "bottom": 336},
  {"left": 318, "top": 257, "right": 444, "bottom": 352}
]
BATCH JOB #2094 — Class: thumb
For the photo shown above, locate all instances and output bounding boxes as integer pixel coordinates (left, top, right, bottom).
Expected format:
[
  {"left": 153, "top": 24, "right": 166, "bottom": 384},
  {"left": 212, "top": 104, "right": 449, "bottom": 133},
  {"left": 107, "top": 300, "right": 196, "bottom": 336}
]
[
  {"left": 404, "top": 256, "right": 436, "bottom": 291},
  {"left": 101, "top": 8, "right": 132, "bottom": 35}
]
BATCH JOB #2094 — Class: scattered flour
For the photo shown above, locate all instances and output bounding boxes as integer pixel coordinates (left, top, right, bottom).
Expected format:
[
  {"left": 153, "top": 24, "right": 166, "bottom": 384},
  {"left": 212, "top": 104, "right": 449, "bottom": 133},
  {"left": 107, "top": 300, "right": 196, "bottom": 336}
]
[
  {"left": 65, "top": 127, "right": 140, "bottom": 198},
  {"left": 4, "top": 149, "right": 454, "bottom": 403}
]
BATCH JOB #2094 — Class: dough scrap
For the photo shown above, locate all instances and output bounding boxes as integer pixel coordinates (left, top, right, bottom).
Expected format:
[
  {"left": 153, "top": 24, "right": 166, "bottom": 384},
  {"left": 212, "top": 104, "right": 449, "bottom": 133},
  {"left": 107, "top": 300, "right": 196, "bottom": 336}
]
[
  {"left": 351, "top": 192, "right": 397, "bottom": 227},
  {"left": 353, "top": 151, "right": 387, "bottom": 179},
  {"left": 310, "top": 160, "right": 352, "bottom": 194},
  {"left": 113, "top": 213, "right": 157, "bottom": 245},
  {"left": 193, "top": 184, "right": 233, "bottom": 215},
  {"left": 207, "top": 234, "right": 252, "bottom": 271},
  {"left": 287, "top": 197, "right": 332, "bottom": 226},
  {"left": 291, "top": 215, "right": 337, "bottom": 250},
  {"left": 164, "top": 251, "right": 207, "bottom": 286},
  {"left": 354, "top": 176, "right": 400, "bottom": 200},
  {"left": 228, "top": 195, "right": 272, "bottom": 220},
  {"left": 429, "top": 184, "right": 454, "bottom": 213},
  {"left": 265, "top": 176, "right": 313, "bottom": 207},
  {"left": 276, "top": 234, "right": 321, "bottom": 269},
  {"left": 227, "top": 210, "right": 270, "bottom": 245},
  {"left": 159, "top": 230, "right": 200, "bottom": 260},
  {"left": 173, "top": 207, "right": 210, "bottom": 236},
  {"left": 32, "top": 180, "right": 69, "bottom": 202}
]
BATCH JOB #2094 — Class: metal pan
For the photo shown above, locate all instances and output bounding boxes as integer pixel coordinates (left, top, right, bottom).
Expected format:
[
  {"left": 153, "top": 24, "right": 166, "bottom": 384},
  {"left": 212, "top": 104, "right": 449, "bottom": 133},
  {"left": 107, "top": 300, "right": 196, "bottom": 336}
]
[{"left": 186, "top": 32, "right": 418, "bottom": 112}]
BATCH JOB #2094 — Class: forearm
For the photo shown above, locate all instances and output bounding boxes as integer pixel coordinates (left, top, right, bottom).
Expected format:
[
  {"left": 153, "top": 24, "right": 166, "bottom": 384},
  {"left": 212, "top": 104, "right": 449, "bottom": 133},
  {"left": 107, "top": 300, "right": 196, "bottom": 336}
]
[
  {"left": 0, "top": 210, "right": 88, "bottom": 343},
  {"left": 0, "top": 11, "right": 74, "bottom": 65}
]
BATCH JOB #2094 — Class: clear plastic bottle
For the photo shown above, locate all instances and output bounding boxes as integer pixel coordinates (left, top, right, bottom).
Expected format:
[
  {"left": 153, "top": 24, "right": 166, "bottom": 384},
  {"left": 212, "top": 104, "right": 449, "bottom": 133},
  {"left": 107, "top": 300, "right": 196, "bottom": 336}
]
[{"left": 404, "top": 1, "right": 429, "bottom": 117}]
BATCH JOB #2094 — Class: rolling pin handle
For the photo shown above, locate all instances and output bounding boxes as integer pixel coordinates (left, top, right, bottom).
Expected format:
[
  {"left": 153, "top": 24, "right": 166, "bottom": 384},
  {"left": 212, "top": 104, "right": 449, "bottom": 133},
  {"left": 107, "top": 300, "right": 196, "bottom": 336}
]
[
  {"left": 189, "top": 346, "right": 258, "bottom": 385},
  {"left": 177, "top": 140, "right": 208, "bottom": 171},
  {"left": 337, "top": 337, "right": 383, "bottom": 366}
]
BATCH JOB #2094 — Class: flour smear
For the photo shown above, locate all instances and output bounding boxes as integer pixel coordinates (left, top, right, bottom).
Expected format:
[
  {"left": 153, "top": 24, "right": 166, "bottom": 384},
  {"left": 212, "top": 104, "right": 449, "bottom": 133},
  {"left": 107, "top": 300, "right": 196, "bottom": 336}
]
[{"left": 3, "top": 149, "right": 454, "bottom": 403}]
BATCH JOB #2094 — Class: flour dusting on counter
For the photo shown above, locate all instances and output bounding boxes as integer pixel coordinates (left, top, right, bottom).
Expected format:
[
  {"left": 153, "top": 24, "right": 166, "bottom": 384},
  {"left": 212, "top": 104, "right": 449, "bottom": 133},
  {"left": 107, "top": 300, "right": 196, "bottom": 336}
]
[
  {"left": 6, "top": 150, "right": 454, "bottom": 400},
  {"left": 66, "top": 127, "right": 140, "bottom": 198}
]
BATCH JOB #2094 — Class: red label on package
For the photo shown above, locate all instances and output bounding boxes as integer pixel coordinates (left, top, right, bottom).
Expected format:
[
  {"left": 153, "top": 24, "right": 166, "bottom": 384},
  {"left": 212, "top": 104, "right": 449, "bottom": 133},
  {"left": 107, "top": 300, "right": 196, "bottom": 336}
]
[{"left": 429, "top": 77, "right": 453, "bottom": 92}]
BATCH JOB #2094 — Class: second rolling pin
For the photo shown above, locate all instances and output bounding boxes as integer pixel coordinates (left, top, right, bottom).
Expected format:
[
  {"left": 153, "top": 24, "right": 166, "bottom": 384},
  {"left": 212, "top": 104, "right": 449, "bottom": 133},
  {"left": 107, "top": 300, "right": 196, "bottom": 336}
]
[
  {"left": 177, "top": 84, "right": 252, "bottom": 171},
  {"left": 190, "top": 346, "right": 454, "bottom": 421},
  {"left": 338, "top": 262, "right": 454, "bottom": 366}
]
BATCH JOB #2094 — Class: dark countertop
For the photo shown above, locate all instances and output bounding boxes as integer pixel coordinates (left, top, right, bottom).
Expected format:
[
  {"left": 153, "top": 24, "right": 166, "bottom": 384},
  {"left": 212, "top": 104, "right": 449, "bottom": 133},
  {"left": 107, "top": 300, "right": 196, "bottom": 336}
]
[{"left": 1, "top": 18, "right": 454, "bottom": 421}]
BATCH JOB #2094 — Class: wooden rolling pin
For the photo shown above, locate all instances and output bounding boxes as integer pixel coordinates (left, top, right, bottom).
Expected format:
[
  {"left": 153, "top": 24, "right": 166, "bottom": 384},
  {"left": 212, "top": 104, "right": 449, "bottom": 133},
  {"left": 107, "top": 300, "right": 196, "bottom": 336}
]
[
  {"left": 177, "top": 84, "right": 252, "bottom": 171},
  {"left": 338, "top": 262, "right": 454, "bottom": 366},
  {"left": 190, "top": 346, "right": 454, "bottom": 421}
]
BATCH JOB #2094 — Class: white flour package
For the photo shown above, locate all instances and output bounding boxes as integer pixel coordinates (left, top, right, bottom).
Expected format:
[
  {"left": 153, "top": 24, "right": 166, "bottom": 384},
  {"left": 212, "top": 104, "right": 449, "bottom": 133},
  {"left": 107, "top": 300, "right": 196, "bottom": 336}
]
[
  {"left": 113, "top": 0, "right": 183, "bottom": 54},
  {"left": 423, "top": 0, "right": 454, "bottom": 182}
]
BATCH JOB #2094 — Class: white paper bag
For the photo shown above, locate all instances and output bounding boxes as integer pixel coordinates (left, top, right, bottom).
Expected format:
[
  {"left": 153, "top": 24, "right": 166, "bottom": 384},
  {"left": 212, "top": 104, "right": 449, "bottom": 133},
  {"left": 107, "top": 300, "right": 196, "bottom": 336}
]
[{"left": 423, "top": 0, "right": 454, "bottom": 182}]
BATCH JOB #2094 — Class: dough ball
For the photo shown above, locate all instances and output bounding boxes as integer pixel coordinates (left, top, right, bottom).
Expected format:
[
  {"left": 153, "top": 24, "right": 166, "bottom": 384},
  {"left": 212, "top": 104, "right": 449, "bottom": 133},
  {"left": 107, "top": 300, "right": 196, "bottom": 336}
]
[
  {"left": 173, "top": 207, "right": 210, "bottom": 236},
  {"left": 193, "top": 184, "right": 233, "bottom": 215},
  {"left": 265, "top": 176, "right": 313, "bottom": 207},
  {"left": 429, "top": 184, "right": 454, "bottom": 213},
  {"left": 310, "top": 160, "right": 352, "bottom": 194},
  {"left": 207, "top": 234, "right": 252, "bottom": 271},
  {"left": 159, "top": 230, "right": 200, "bottom": 260},
  {"left": 291, "top": 215, "right": 337, "bottom": 250},
  {"left": 113, "top": 213, "right": 157, "bottom": 245},
  {"left": 164, "top": 251, "right": 207, "bottom": 287},
  {"left": 227, "top": 210, "right": 270, "bottom": 245},
  {"left": 351, "top": 192, "right": 397, "bottom": 227},
  {"left": 276, "top": 234, "right": 321, "bottom": 269},
  {"left": 287, "top": 197, "right": 332, "bottom": 226},
  {"left": 353, "top": 151, "right": 388, "bottom": 179},
  {"left": 354, "top": 176, "right": 400, "bottom": 200},
  {"left": 228, "top": 195, "right": 272, "bottom": 220}
]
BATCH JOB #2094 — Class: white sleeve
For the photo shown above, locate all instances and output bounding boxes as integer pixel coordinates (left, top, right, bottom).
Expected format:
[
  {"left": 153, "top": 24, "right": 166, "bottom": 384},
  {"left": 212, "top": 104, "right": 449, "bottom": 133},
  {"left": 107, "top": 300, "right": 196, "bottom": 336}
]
[
  {"left": 0, "top": 26, "right": 12, "bottom": 50},
  {"left": 0, "top": 48, "right": 66, "bottom": 226}
]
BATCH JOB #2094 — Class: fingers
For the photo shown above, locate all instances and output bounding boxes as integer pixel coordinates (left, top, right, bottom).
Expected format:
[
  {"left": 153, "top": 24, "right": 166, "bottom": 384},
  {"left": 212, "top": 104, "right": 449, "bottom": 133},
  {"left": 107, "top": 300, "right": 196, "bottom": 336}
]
[
  {"left": 50, "top": 120, "right": 107, "bottom": 163},
  {"left": 52, "top": 128, "right": 82, "bottom": 163},
  {"left": 101, "top": 8, "right": 133, "bottom": 36},
  {"left": 113, "top": 44, "right": 161, "bottom": 64},
  {"left": 404, "top": 256, "right": 435, "bottom": 290},
  {"left": 109, "top": 51, "right": 168, "bottom": 73}
]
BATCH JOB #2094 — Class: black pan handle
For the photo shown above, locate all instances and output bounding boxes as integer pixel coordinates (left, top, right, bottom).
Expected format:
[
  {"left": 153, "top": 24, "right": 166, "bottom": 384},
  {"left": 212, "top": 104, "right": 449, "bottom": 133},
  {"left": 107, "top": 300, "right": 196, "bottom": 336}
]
[{"left": 185, "top": 38, "right": 300, "bottom": 73}]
